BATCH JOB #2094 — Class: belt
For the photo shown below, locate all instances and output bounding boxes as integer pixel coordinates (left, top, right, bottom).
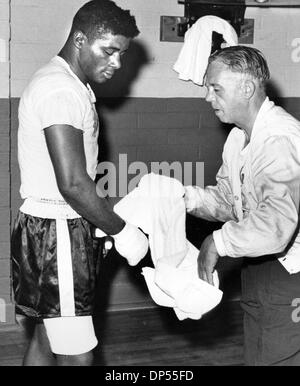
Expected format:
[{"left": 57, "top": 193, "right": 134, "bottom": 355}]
[{"left": 20, "top": 197, "right": 81, "bottom": 220}]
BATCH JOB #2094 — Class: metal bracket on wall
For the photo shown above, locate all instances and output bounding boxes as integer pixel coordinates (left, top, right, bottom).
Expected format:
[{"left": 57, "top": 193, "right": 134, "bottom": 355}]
[
  {"left": 162, "top": 0, "right": 300, "bottom": 44},
  {"left": 160, "top": 16, "right": 254, "bottom": 44},
  {"left": 238, "top": 18, "right": 254, "bottom": 44},
  {"left": 178, "top": 0, "right": 300, "bottom": 8},
  {"left": 160, "top": 16, "right": 187, "bottom": 42}
]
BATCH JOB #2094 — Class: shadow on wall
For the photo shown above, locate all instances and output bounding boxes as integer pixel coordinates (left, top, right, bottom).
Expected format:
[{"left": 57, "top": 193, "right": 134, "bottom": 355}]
[
  {"left": 266, "top": 80, "right": 284, "bottom": 104},
  {"left": 93, "top": 40, "right": 150, "bottom": 182}
]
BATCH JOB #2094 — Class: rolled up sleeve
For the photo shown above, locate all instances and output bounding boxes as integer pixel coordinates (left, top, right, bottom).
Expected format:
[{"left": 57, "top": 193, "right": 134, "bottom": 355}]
[{"left": 186, "top": 162, "right": 237, "bottom": 223}]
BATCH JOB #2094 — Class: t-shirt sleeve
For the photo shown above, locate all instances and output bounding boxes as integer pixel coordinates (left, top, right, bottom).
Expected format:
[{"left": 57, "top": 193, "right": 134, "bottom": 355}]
[{"left": 35, "top": 88, "right": 85, "bottom": 131}]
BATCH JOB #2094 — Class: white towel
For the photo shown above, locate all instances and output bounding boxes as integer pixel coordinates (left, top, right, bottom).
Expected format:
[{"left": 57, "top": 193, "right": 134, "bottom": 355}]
[
  {"left": 173, "top": 15, "right": 238, "bottom": 86},
  {"left": 114, "top": 173, "right": 223, "bottom": 320},
  {"left": 114, "top": 173, "right": 187, "bottom": 267},
  {"left": 142, "top": 242, "right": 222, "bottom": 320}
]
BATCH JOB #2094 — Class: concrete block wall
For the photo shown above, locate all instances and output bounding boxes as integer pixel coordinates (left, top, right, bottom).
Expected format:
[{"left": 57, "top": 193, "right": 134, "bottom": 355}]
[
  {"left": 95, "top": 95, "right": 300, "bottom": 310},
  {"left": 95, "top": 97, "right": 240, "bottom": 310},
  {"left": 0, "top": 0, "right": 10, "bottom": 98},
  {"left": 10, "top": 0, "right": 300, "bottom": 98},
  {"left": 0, "top": 0, "right": 14, "bottom": 326}
]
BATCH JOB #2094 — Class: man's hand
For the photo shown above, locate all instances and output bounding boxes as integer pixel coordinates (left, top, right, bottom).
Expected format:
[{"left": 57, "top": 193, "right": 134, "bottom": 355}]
[
  {"left": 184, "top": 186, "right": 201, "bottom": 212},
  {"left": 113, "top": 222, "right": 149, "bottom": 266},
  {"left": 198, "top": 234, "right": 219, "bottom": 285}
]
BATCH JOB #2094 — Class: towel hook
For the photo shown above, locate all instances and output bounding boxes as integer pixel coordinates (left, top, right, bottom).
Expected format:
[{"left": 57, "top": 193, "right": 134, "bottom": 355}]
[{"left": 179, "top": 0, "right": 246, "bottom": 38}]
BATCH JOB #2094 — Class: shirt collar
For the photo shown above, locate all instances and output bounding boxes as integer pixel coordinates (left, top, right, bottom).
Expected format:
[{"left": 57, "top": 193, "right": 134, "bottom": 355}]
[
  {"left": 53, "top": 56, "right": 96, "bottom": 103},
  {"left": 251, "top": 97, "right": 274, "bottom": 140}
]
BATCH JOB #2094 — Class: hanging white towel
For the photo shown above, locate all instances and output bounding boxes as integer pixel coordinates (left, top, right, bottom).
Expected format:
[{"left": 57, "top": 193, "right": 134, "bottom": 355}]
[
  {"left": 114, "top": 173, "right": 223, "bottom": 320},
  {"left": 173, "top": 15, "right": 238, "bottom": 86}
]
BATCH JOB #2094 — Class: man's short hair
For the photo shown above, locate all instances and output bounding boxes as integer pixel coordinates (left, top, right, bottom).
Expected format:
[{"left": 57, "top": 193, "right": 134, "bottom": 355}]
[
  {"left": 71, "top": 0, "right": 139, "bottom": 41},
  {"left": 209, "top": 46, "right": 270, "bottom": 88}
]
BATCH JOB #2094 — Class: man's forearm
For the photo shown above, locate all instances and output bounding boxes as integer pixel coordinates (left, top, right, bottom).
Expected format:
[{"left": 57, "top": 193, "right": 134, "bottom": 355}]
[
  {"left": 185, "top": 185, "right": 236, "bottom": 222},
  {"left": 59, "top": 177, "right": 125, "bottom": 235}
]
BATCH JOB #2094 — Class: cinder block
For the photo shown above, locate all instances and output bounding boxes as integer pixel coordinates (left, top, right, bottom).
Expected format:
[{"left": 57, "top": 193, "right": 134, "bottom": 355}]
[
  {"left": 0, "top": 135, "right": 9, "bottom": 152},
  {"left": 140, "top": 62, "right": 178, "bottom": 81},
  {"left": 10, "top": 130, "right": 18, "bottom": 146},
  {"left": 10, "top": 60, "right": 41, "bottom": 81},
  {"left": 12, "top": 0, "right": 47, "bottom": 7},
  {"left": 0, "top": 116, "right": 9, "bottom": 127},
  {"left": 99, "top": 98, "right": 168, "bottom": 114},
  {"left": 120, "top": 0, "right": 182, "bottom": 14},
  {"left": 0, "top": 259, "right": 10, "bottom": 277},
  {"left": 168, "top": 128, "right": 201, "bottom": 145},
  {"left": 101, "top": 144, "right": 138, "bottom": 166},
  {"left": 0, "top": 99, "right": 9, "bottom": 116},
  {"left": 11, "top": 75, "right": 33, "bottom": 97},
  {"left": 0, "top": 3, "right": 9, "bottom": 21},
  {"left": 166, "top": 98, "right": 204, "bottom": 113},
  {"left": 0, "top": 20, "right": 9, "bottom": 39},
  {"left": 10, "top": 97, "right": 20, "bottom": 113},
  {"left": 0, "top": 277, "right": 10, "bottom": 295},
  {"left": 11, "top": 168, "right": 21, "bottom": 182},
  {"left": 0, "top": 207, "right": 10, "bottom": 218},
  {"left": 11, "top": 201, "right": 22, "bottom": 225},
  {"left": 9, "top": 179, "right": 20, "bottom": 197},
  {"left": 0, "top": 78, "right": 9, "bottom": 98},
  {"left": 200, "top": 110, "right": 222, "bottom": 129},
  {"left": 0, "top": 294, "right": 11, "bottom": 304},
  {"left": 0, "top": 172, "right": 9, "bottom": 186},
  {"left": 97, "top": 145, "right": 139, "bottom": 199},
  {"left": 138, "top": 112, "right": 200, "bottom": 130},
  {"left": 136, "top": 144, "right": 198, "bottom": 163},
  {"left": 0, "top": 208, "right": 10, "bottom": 242},
  {"left": 0, "top": 166, "right": 10, "bottom": 177},
  {"left": 277, "top": 98, "right": 300, "bottom": 116},
  {"left": 0, "top": 187, "right": 9, "bottom": 207},
  {"left": 11, "top": 42, "right": 59, "bottom": 64},
  {"left": 12, "top": 4, "right": 74, "bottom": 44},
  {"left": 0, "top": 243, "right": 9, "bottom": 259},
  {"left": 0, "top": 301, "right": 16, "bottom": 326},
  {"left": 133, "top": 98, "right": 168, "bottom": 113},
  {"left": 0, "top": 154, "right": 9, "bottom": 173},
  {"left": 104, "top": 112, "right": 138, "bottom": 130},
  {"left": 0, "top": 104, "right": 9, "bottom": 122},
  {"left": 105, "top": 127, "right": 168, "bottom": 146}
]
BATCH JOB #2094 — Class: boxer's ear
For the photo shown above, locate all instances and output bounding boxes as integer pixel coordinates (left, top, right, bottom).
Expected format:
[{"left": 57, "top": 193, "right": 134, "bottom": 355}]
[{"left": 73, "top": 31, "right": 87, "bottom": 49}]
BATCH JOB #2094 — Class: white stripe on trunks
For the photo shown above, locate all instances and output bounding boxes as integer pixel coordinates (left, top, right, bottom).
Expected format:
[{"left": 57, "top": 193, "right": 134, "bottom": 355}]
[{"left": 56, "top": 219, "right": 76, "bottom": 317}]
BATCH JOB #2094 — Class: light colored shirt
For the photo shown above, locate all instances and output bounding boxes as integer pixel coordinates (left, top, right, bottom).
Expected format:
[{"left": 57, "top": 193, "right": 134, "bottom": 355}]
[
  {"left": 18, "top": 56, "right": 99, "bottom": 202},
  {"left": 186, "top": 97, "right": 300, "bottom": 274}
]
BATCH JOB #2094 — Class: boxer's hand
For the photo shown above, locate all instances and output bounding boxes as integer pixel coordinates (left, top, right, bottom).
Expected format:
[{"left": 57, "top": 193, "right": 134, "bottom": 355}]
[{"left": 184, "top": 186, "right": 201, "bottom": 212}]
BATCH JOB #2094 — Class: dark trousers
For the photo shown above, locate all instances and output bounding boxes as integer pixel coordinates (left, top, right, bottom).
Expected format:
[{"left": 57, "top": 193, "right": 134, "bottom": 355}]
[{"left": 241, "top": 256, "right": 300, "bottom": 366}]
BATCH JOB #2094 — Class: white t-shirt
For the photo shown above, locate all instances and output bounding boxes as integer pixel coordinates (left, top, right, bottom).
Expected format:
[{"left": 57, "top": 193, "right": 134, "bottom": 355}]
[{"left": 18, "top": 56, "right": 99, "bottom": 201}]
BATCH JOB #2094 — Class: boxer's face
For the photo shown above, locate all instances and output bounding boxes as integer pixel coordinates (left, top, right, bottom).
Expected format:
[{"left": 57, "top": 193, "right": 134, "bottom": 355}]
[{"left": 77, "top": 32, "right": 130, "bottom": 84}]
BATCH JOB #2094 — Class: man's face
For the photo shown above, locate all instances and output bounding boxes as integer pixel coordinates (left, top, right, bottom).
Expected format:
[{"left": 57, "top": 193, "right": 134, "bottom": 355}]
[
  {"left": 204, "top": 60, "right": 245, "bottom": 125},
  {"left": 79, "top": 32, "right": 131, "bottom": 84}
]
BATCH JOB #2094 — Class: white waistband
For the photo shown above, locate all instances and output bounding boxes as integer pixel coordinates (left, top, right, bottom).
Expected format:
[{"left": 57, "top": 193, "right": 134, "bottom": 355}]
[{"left": 20, "top": 198, "right": 81, "bottom": 220}]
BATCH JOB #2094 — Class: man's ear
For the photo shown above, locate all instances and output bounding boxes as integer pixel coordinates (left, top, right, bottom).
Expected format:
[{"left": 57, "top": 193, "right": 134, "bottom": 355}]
[
  {"left": 72, "top": 31, "right": 87, "bottom": 49},
  {"left": 243, "top": 79, "right": 256, "bottom": 99}
]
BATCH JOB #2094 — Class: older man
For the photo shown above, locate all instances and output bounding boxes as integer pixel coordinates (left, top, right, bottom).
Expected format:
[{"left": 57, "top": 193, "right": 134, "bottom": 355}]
[{"left": 185, "top": 46, "right": 300, "bottom": 365}]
